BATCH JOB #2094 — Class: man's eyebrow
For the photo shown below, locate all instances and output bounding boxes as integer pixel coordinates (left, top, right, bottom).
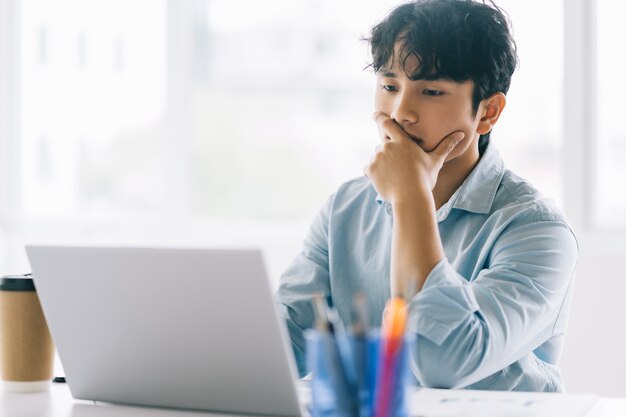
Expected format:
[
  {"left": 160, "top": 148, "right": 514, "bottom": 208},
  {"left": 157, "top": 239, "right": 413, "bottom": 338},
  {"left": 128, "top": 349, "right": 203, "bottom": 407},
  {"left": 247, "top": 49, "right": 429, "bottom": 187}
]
[{"left": 378, "top": 71, "right": 397, "bottom": 78}]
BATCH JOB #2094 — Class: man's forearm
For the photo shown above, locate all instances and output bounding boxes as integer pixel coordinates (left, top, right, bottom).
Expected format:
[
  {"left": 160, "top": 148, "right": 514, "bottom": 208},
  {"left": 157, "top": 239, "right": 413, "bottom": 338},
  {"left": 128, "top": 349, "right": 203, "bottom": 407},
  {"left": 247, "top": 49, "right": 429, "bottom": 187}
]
[{"left": 390, "top": 189, "right": 445, "bottom": 298}]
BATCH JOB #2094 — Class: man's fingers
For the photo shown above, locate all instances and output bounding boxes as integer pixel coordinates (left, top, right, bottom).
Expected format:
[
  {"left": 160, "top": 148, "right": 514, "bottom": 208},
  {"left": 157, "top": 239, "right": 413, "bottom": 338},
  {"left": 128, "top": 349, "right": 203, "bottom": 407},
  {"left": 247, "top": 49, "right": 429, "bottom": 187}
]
[
  {"left": 372, "top": 111, "right": 384, "bottom": 123},
  {"left": 433, "top": 131, "right": 465, "bottom": 159},
  {"left": 372, "top": 112, "right": 407, "bottom": 143}
]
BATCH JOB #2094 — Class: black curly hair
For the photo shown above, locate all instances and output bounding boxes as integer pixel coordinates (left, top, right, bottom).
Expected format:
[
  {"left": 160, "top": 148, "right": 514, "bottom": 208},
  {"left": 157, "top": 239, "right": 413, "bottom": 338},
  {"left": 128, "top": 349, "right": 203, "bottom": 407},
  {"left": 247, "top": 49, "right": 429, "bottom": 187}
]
[{"left": 365, "top": 0, "right": 518, "bottom": 152}]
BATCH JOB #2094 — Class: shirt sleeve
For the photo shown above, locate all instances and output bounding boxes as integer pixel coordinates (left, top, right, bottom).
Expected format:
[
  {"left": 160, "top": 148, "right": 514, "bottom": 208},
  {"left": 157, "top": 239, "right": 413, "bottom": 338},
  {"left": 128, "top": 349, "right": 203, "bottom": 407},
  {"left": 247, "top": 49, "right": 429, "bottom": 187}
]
[
  {"left": 276, "top": 194, "right": 334, "bottom": 377},
  {"left": 408, "top": 217, "right": 578, "bottom": 388}
]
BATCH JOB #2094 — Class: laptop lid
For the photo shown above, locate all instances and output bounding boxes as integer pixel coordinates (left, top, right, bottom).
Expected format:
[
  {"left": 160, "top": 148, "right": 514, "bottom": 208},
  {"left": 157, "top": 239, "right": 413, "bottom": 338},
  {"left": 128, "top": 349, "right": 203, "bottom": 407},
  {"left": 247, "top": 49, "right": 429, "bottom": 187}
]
[{"left": 26, "top": 245, "right": 303, "bottom": 416}]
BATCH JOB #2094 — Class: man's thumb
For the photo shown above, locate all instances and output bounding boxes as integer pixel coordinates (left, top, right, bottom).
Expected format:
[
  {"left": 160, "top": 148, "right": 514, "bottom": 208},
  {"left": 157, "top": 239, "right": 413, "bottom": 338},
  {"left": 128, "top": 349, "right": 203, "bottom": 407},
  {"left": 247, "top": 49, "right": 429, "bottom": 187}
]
[{"left": 435, "top": 131, "right": 465, "bottom": 157}]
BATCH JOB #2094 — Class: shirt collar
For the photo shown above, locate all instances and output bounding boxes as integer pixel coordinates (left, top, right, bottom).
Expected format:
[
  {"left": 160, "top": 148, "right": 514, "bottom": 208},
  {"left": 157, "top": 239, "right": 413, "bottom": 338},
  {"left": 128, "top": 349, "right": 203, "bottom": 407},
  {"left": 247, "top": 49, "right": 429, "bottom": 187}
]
[
  {"left": 439, "top": 141, "right": 505, "bottom": 218},
  {"left": 375, "top": 142, "right": 505, "bottom": 220}
]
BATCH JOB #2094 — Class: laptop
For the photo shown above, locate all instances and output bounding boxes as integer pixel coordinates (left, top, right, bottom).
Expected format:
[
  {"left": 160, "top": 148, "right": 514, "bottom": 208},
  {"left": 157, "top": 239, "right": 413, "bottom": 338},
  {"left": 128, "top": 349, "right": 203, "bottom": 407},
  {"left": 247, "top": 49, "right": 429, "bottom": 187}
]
[{"left": 26, "top": 245, "right": 305, "bottom": 416}]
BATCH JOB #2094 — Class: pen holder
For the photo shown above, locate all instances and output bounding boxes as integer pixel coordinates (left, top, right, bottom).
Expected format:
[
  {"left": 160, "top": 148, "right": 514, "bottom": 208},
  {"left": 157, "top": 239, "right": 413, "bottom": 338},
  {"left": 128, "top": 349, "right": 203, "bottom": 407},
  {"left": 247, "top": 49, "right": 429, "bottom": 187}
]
[{"left": 306, "top": 330, "right": 411, "bottom": 417}]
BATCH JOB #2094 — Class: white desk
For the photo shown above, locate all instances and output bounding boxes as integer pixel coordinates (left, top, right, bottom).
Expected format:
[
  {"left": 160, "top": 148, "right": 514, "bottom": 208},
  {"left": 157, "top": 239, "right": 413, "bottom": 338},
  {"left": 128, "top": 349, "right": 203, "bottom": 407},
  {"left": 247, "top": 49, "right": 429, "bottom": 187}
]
[{"left": 2, "top": 382, "right": 625, "bottom": 417}]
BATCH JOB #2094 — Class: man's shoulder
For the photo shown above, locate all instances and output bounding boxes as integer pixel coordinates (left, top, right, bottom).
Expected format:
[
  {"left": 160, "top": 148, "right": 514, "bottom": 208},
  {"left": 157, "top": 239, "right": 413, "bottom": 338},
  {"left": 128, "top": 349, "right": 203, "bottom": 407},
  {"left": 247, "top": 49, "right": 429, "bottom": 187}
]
[
  {"left": 321, "top": 176, "right": 386, "bottom": 221},
  {"left": 493, "top": 168, "right": 568, "bottom": 224},
  {"left": 333, "top": 176, "right": 376, "bottom": 202}
]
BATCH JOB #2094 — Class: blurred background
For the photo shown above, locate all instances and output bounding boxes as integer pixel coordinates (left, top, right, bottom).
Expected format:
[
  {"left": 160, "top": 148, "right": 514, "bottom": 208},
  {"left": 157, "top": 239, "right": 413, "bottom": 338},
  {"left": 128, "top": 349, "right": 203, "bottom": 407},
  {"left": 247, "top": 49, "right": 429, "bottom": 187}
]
[{"left": 0, "top": 0, "right": 624, "bottom": 397}]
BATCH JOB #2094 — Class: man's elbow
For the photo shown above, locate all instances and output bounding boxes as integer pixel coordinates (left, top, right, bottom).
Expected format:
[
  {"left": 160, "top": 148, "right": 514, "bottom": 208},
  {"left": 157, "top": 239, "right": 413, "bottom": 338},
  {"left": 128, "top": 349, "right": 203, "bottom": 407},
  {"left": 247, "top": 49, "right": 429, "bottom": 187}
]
[
  {"left": 413, "top": 357, "right": 470, "bottom": 388},
  {"left": 410, "top": 332, "right": 488, "bottom": 388}
]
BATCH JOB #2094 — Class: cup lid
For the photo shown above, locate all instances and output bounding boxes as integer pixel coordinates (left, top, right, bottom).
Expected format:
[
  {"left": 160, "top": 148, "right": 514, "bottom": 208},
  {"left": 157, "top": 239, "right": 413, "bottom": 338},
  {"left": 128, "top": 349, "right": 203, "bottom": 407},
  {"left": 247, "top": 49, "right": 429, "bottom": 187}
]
[{"left": 0, "top": 275, "right": 35, "bottom": 292}]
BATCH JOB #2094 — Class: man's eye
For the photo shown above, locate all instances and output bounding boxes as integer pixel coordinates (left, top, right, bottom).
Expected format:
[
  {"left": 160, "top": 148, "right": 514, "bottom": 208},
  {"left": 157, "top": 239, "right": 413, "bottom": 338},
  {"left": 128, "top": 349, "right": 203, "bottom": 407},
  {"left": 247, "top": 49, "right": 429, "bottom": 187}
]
[
  {"left": 423, "top": 89, "right": 443, "bottom": 96},
  {"left": 382, "top": 85, "right": 398, "bottom": 92}
]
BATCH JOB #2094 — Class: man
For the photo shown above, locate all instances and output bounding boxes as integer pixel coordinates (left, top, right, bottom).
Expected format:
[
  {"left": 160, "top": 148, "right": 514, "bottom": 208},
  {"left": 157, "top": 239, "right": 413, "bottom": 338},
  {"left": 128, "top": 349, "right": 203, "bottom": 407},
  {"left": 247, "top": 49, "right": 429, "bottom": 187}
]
[{"left": 278, "top": 0, "right": 577, "bottom": 392}]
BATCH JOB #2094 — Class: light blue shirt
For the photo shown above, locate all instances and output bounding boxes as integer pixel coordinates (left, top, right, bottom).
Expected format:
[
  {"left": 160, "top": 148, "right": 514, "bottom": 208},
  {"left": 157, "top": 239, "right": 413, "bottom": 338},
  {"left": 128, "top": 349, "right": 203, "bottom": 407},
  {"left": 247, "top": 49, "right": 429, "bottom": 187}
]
[{"left": 277, "top": 142, "right": 578, "bottom": 392}]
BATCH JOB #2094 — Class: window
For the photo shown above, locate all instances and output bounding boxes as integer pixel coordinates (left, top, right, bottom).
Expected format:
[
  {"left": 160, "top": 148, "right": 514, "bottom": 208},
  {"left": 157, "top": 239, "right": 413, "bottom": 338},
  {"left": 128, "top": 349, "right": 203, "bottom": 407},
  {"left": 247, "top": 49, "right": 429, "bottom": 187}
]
[
  {"left": 19, "top": 0, "right": 167, "bottom": 222},
  {"left": 595, "top": 0, "right": 626, "bottom": 228},
  {"left": 495, "top": 0, "right": 563, "bottom": 206},
  {"left": 2, "top": 0, "right": 565, "bottom": 278}
]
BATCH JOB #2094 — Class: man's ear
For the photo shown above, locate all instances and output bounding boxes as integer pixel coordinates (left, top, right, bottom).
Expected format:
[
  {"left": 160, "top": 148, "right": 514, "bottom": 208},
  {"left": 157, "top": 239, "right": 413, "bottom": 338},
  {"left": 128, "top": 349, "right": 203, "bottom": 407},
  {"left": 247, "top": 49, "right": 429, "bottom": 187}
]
[{"left": 476, "top": 93, "right": 506, "bottom": 135}]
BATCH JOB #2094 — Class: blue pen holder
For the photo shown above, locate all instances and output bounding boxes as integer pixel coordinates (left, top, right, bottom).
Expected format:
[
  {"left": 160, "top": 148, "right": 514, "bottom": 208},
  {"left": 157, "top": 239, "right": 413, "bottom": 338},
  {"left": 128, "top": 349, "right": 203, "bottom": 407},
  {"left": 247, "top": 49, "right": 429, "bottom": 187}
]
[{"left": 306, "top": 330, "right": 411, "bottom": 417}]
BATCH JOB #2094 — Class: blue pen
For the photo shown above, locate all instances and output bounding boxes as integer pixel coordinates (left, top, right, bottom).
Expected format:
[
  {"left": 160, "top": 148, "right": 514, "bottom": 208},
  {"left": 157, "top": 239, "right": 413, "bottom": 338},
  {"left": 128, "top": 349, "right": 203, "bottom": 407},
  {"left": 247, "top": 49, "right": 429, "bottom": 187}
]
[
  {"left": 351, "top": 292, "right": 370, "bottom": 417},
  {"left": 311, "top": 294, "right": 355, "bottom": 417}
]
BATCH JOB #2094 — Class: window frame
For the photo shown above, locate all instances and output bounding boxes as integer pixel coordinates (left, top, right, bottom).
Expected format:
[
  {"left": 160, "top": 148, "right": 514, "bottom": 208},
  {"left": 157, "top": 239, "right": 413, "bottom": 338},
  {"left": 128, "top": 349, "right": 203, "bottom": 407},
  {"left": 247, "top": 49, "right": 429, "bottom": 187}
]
[
  {"left": 0, "top": 0, "right": 21, "bottom": 249},
  {"left": 563, "top": 0, "right": 596, "bottom": 233},
  {"left": 563, "top": 0, "right": 626, "bottom": 251}
]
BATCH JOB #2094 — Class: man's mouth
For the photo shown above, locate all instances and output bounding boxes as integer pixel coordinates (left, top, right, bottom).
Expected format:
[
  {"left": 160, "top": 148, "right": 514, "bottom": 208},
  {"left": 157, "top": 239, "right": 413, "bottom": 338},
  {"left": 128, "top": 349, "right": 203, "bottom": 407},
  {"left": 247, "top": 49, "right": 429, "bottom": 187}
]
[{"left": 406, "top": 132, "right": 424, "bottom": 146}]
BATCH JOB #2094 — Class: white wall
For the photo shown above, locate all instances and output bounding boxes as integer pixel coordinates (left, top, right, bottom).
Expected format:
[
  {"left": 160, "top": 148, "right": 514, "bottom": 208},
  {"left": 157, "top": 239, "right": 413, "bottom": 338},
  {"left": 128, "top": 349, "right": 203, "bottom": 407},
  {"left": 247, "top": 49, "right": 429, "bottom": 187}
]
[{"left": 560, "top": 235, "right": 626, "bottom": 397}]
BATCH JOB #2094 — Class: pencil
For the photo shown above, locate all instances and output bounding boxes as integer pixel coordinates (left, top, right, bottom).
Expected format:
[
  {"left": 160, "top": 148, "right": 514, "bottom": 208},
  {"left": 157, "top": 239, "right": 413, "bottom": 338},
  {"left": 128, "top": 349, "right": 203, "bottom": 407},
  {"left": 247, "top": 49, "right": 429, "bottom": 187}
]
[{"left": 374, "top": 297, "right": 407, "bottom": 417}]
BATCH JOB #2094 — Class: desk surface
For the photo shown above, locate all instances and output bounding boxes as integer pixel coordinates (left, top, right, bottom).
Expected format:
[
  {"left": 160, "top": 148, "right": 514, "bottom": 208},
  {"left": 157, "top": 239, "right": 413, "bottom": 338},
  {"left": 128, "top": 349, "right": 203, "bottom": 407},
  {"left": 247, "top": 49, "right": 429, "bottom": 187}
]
[{"left": 2, "top": 382, "right": 625, "bottom": 417}]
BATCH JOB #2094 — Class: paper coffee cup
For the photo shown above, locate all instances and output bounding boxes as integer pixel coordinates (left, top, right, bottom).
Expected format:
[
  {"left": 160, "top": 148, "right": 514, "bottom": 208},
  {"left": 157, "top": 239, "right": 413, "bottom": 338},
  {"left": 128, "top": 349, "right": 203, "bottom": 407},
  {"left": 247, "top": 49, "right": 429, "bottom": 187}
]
[{"left": 0, "top": 275, "right": 55, "bottom": 392}]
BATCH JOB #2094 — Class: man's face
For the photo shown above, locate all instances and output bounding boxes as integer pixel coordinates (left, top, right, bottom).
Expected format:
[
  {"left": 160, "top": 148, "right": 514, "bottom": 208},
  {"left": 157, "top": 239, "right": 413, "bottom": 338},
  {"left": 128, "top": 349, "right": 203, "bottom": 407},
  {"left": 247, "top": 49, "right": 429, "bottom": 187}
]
[{"left": 374, "top": 47, "right": 483, "bottom": 164}]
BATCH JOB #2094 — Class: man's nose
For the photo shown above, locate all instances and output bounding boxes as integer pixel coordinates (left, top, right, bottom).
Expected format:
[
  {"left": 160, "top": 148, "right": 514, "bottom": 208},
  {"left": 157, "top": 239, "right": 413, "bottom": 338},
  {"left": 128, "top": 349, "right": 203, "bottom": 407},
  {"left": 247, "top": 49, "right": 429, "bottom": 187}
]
[{"left": 390, "top": 92, "right": 418, "bottom": 124}]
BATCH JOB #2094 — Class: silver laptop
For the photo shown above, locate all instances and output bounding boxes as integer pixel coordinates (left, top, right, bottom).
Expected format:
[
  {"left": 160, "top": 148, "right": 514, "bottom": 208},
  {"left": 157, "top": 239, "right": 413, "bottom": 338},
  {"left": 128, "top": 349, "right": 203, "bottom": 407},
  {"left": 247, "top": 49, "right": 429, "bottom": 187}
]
[{"left": 26, "top": 245, "right": 304, "bottom": 416}]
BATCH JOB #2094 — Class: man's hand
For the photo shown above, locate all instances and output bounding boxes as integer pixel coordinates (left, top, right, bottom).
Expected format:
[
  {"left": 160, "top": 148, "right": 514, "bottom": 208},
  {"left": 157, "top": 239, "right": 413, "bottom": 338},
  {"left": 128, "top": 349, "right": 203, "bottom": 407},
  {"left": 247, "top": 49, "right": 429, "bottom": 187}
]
[{"left": 364, "top": 112, "right": 465, "bottom": 205}]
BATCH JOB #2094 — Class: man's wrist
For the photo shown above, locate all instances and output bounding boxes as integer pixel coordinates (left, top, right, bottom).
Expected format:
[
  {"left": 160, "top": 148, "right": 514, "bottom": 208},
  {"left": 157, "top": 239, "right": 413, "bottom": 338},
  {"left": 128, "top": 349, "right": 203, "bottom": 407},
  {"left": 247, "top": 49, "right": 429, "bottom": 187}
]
[{"left": 391, "top": 185, "right": 435, "bottom": 212}]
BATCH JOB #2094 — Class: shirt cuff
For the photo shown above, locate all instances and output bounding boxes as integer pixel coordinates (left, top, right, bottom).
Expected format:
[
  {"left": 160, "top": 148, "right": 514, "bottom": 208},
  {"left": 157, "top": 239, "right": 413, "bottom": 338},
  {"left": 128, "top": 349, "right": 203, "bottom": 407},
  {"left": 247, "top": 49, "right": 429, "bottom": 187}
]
[{"left": 408, "top": 259, "right": 480, "bottom": 345}]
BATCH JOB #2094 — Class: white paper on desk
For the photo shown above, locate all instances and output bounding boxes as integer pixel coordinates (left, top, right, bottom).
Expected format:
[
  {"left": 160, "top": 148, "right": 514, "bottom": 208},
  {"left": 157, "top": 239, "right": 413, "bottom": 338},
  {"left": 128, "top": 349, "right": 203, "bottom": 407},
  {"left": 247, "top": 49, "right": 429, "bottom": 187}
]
[{"left": 409, "top": 388, "right": 599, "bottom": 417}]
